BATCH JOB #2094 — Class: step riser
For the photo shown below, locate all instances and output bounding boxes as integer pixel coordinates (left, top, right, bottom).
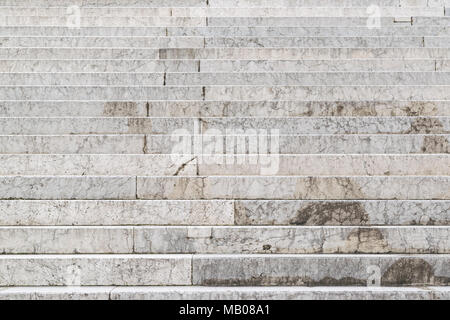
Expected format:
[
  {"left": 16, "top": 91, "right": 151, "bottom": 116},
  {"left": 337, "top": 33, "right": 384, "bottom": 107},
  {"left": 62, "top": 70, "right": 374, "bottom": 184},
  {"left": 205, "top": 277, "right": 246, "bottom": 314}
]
[
  {"left": 0, "top": 255, "right": 192, "bottom": 286},
  {"left": 2, "top": 134, "right": 440, "bottom": 155},
  {"left": 1, "top": 86, "right": 450, "bottom": 100},
  {"left": 193, "top": 255, "right": 450, "bottom": 286},
  {"left": 0, "top": 200, "right": 447, "bottom": 226},
  {"left": 5, "top": 72, "right": 450, "bottom": 86},
  {"left": 4, "top": 26, "right": 450, "bottom": 37},
  {"left": 0, "top": 227, "right": 448, "bottom": 254},
  {"left": 0, "top": 36, "right": 445, "bottom": 48},
  {"left": 160, "top": 48, "right": 450, "bottom": 60},
  {"left": 0, "top": 8, "right": 444, "bottom": 17},
  {"left": 3, "top": 101, "right": 450, "bottom": 117},
  {"left": 0, "top": 59, "right": 441, "bottom": 73},
  {"left": 1, "top": 286, "right": 449, "bottom": 300},
  {"left": 1, "top": 155, "right": 447, "bottom": 176},
  {"left": 0, "top": 255, "right": 448, "bottom": 286},
  {"left": 1, "top": 117, "right": 448, "bottom": 135},
  {"left": 137, "top": 176, "right": 450, "bottom": 200}
]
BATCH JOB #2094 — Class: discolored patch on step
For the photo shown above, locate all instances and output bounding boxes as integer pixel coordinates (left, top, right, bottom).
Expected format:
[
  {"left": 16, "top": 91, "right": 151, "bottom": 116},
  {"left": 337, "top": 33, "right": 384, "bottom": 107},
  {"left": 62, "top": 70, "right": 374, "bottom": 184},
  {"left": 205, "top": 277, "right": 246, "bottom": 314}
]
[
  {"left": 103, "top": 102, "right": 140, "bottom": 116},
  {"left": 406, "top": 118, "right": 444, "bottom": 134},
  {"left": 345, "top": 228, "right": 389, "bottom": 253},
  {"left": 382, "top": 258, "right": 450, "bottom": 286},
  {"left": 289, "top": 202, "right": 369, "bottom": 226},
  {"left": 421, "top": 136, "right": 449, "bottom": 153},
  {"left": 403, "top": 102, "right": 439, "bottom": 116},
  {"left": 200, "top": 275, "right": 366, "bottom": 287}
]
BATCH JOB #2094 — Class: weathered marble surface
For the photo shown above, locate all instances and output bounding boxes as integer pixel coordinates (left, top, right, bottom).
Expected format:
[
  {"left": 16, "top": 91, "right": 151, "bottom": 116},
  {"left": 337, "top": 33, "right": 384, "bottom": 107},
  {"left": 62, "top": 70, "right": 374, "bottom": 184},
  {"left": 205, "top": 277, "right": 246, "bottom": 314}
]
[
  {"left": 2, "top": 117, "right": 448, "bottom": 135},
  {"left": 0, "top": 36, "right": 205, "bottom": 48},
  {"left": 0, "top": 118, "right": 200, "bottom": 134},
  {"left": 0, "top": 48, "right": 159, "bottom": 59},
  {"left": 0, "top": 286, "right": 114, "bottom": 300},
  {"left": 234, "top": 200, "right": 450, "bottom": 226},
  {"left": 160, "top": 48, "right": 450, "bottom": 59},
  {"left": 0, "top": 17, "right": 207, "bottom": 27},
  {"left": 0, "top": 227, "right": 133, "bottom": 254},
  {"left": 136, "top": 176, "right": 450, "bottom": 200},
  {"left": 166, "top": 26, "right": 450, "bottom": 37},
  {"left": 134, "top": 226, "right": 450, "bottom": 254},
  {"left": 0, "top": 0, "right": 206, "bottom": 7},
  {"left": 146, "top": 134, "right": 450, "bottom": 154},
  {"left": 166, "top": 72, "right": 450, "bottom": 85},
  {"left": 148, "top": 101, "right": 450, "bottom": 117},
  {"left": 0, "top": 73, "right": 164, "bottom": 86},
  {"left": 0, "top": 60, "right": 198, "bottom": 73},
  {"left": 0, "top": 176, "right": 136, "bottom": 200},
  {"left": 205, "top": 37, "right": 424, "bottom": 48},
  {"left": 0, "top": 200, "right": 234, "bottom": 226},
  {"left": 207, "top": 17, "right": 400, "bottom": 26},
  {"left": 200, "top": 117, "right": 450, "bottom": 134},
  {"left": 0, "top": 101, "right": 148, "bottom": 117},
  {"left": 0, "top": 135, "right": 145, "bottom": 154},
  {"left": 192, "top": 254, "right": 450, "bottom": 286},
  {"left": 1, "top": 286, "right": 447, "bottom": 300},
  {"left": 0, "top": 255, "right": 191, "bottom": 286},
  {"left": 209, "top": 0, "right": 441, "bottom": 8},
  {"left": 205, "top": 86, "right": 450, "bottom": 101},
  {"left": 110, "top": 286, "right": 446, "bottom": 300},
  {"left": 197, "top": 155, "right": 450, "bottom": 176},
  {"left": 170, "top": 7, "right": 443, "bottom": 17},
  {"left": 0, "top": 86, "right": 202, "bottom": 100},
  {"left": 200, "top": 59, "right": 438, "bottom": 72},
  {"left": 425, "top": 36, "right": 450, "bottom": 47},
  {"left": 0, "top": 154, "right": 197, "bottom": 176}
]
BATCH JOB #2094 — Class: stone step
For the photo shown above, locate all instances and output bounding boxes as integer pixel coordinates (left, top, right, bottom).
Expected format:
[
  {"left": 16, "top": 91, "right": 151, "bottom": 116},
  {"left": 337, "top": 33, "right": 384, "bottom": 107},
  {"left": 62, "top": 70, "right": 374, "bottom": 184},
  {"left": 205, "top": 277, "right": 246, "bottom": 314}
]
[
  {"left": 200, "top": 60, "right": 441, "bottom": 72},
  {"left": 1, "top": 117, "right": 448, "bottom": 135},
  {"left": 163, "top": 72, "right": 450, "bottom": 85},
  {"left": 0, "top": 226, "right": 448, "bottom": 254},
  {"left": 0, "top": 36, "right": 205, "bottom": 48},
  {"left": 0, "top": 176, "right": 448, "bottom": 200},
  {"left": 1, "top": 286, "right": 449, "bottom": 300},
  {"left": 0, "top": 135, "right": 145, "bottom": 154},
  {"left": 0, "top": 0, "right": 207, "bottom": 7},
  {"left": 5, "top": 16, "right": 450, "bottom": 27},
  {"left": 1, "top": 154, "right": 447, "bottom": 176},
  {"left": 235, "top": 200, "right": 450, "bottom": 226},
  {"left": 0, "top": 200, "right": 446, "bottom": 226},
  {"left": 0, "top": 254, "right": 449, "bottom": 286},
  {"left": 0, "top": 7, "right": 444, "bottom": 17},
  {"left": 0, "top": 48, "right": 160, "bottom": 59},
  {"left": 147, "top": 101, "right": 450, "bottom": 117},
  {"left": 192, "top": 254, "right": 450, "bottom": 286},
  {"left": 5, "top": 48, "right": 450, "bottom": 60},
  {"left": 160, "top": 48, "right": 450, "bottom": 59},
  {"left": 0, "top": 254, "right": 192, "bottom": 286},
  {"left": 4, "top": 26, "right": 450, "bottom": 37},
  {"left": 203, "top": 86, "right": 450, "bottom": 100},
  {"left": 0, "top": 16, "right": 208, "bottom": 27},
  {"left": 208, "top": 16, "right": 450, "bottom": 26},
  {"left": 0, "top": 86, "right": 202, "bottom": 100},
  {"left": 0, "top": 176, "right": 137, "bottom": 200},
  {"left": 1, "top": 86, "right": 450, "bottom": 100},
  {"left": 146, "top": 134, "right": 450, "bottom": 154},
  {"left": 1, "top": 36, "right": 446, "bottom": 48},
  {"left": 1, "top": 59, "right": 442, "bottom": 73},
  {"left": 1, "top": 0, "right": 446, "bottom": 8},
  {"left": 134, "top": 226, "right": 450, "bottom": 254},
  {"left": 0, "top": 60, "right": 201, "bottom": 73},
  {"left": 136, "top": 176, "right": 450, "bottom": 200},
  {"left": 2, "top": 100, "right": 449, "bottom": 117}
]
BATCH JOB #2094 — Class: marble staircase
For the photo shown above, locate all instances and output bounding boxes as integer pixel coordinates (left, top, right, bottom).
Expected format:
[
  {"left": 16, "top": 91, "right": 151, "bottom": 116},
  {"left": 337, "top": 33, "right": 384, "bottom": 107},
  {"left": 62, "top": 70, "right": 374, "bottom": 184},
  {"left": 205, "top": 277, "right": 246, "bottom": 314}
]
[{"left": 0, "top": 0, "right": 449, "bottom": 300}]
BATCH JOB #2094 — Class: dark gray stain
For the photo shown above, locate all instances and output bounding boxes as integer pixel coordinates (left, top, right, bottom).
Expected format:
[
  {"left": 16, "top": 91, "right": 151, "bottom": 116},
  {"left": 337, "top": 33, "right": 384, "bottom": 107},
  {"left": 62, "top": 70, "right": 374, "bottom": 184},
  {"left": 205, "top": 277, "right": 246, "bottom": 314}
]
[{"left": 290, "top": 202, "right": 369, "bottom": 226}]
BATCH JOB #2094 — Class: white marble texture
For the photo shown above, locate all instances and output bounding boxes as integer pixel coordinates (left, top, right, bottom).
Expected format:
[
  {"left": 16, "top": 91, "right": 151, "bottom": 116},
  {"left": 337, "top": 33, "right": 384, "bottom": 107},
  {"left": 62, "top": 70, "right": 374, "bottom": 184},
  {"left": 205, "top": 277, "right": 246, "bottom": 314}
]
[
  {"left": 0, "top": 200, "right": 234, "bottom": 226},
  {"left": 136, "top": 176, "right": 450, "bottom": 200}
]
